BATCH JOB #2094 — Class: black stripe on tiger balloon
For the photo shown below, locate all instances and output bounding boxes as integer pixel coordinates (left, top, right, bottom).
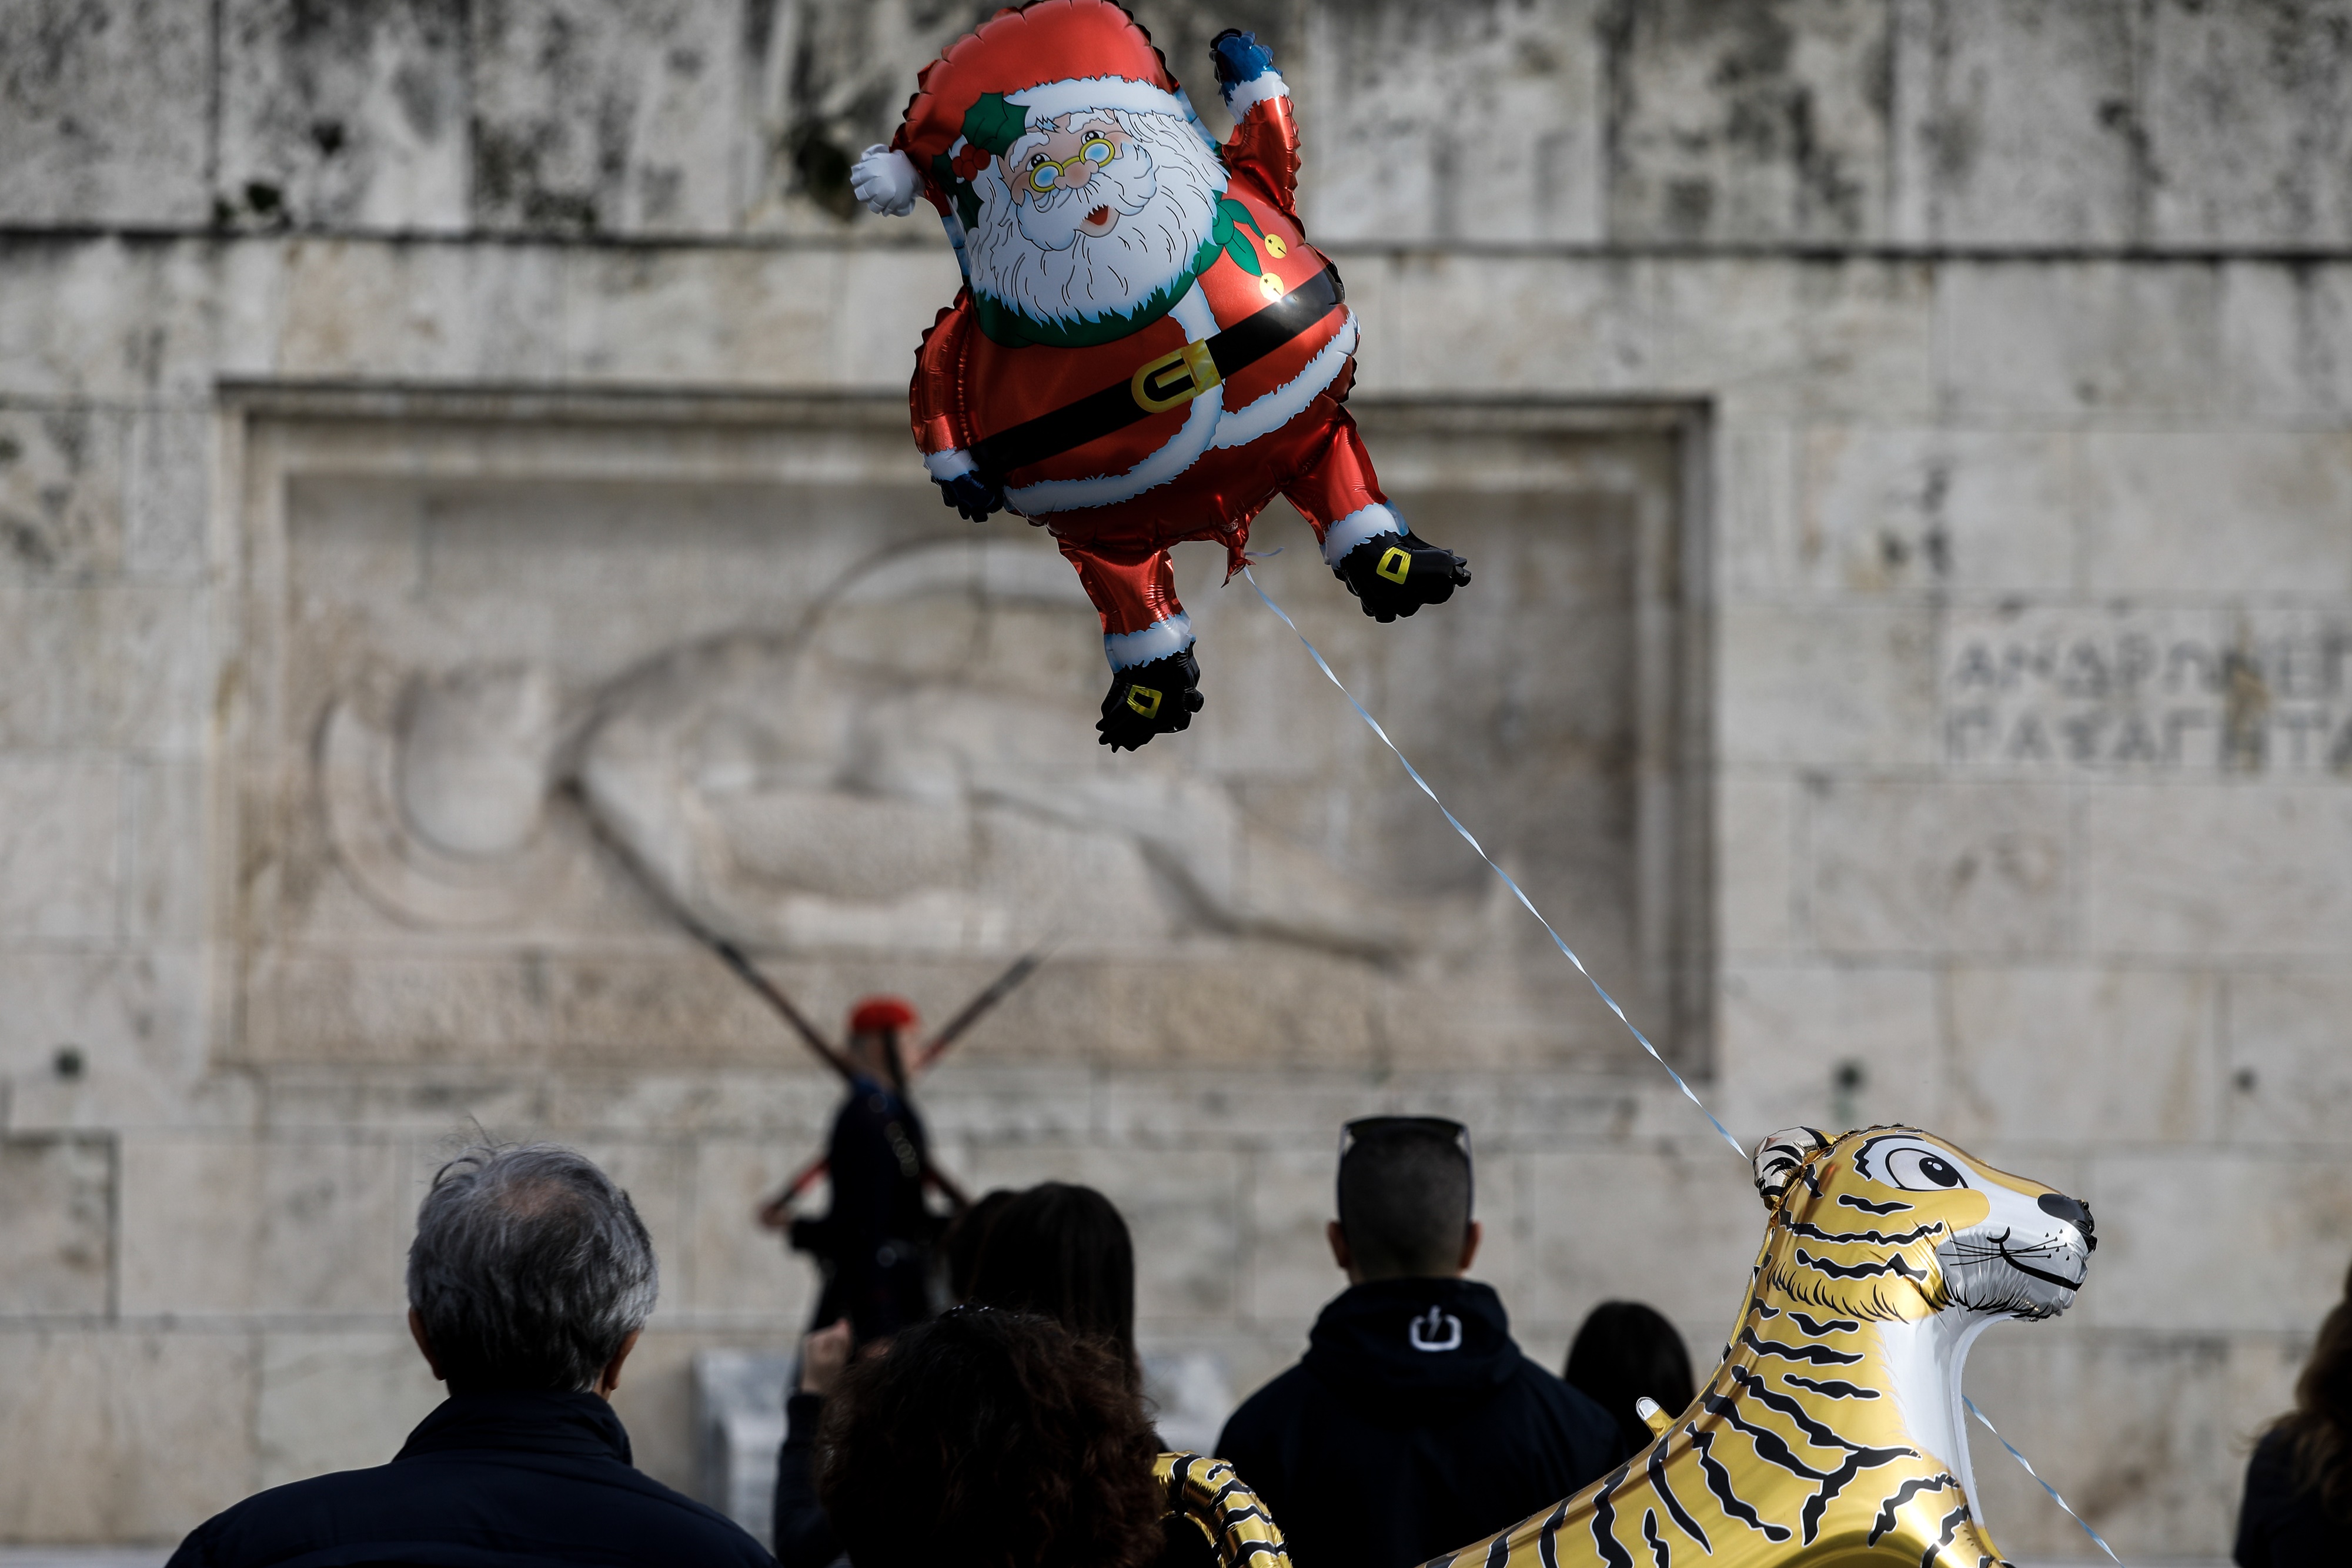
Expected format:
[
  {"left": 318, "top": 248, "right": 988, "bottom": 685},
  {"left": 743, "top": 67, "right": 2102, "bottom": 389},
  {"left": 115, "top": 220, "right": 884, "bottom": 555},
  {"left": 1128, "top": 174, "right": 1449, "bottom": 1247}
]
[
  {"left": 1702, "top": 1393, "right": 1838, "bottom": 1485},
  {"left": 1642, "top": 1509, "right": 1668, "bottom": 1568},
  {"left": 1648, "top": 1437, "right": 1710, "bottom": 1552},
  {"left": 1786, "top": 1312, "right": 1861, "bottom": 1337},
  {"left": 1919, "top": 1502, "right": 1970, "bottom": 1568},
  {"left": 1726, "top": 1367, "right": 1858, "bottom": 1449},
  {"left": 1793, "top": 1247, "right": 1929, "bottom": 1281},
  {"left": 1535, "top": 1495, "right": 1572, "bottom": 1568},
  {"left": 1589, "top": 1463, "right": 1633, "bottom": 1568},
  {"left": 1797, "top": 1443, "right": 1916, "bottom": 1544},
  {"left": 1688, "top": 1427, "right": 1791, "bottom": 1543},
  {"left": 1839, "top": 1193, "right": 1912, "bottom": 1215},
  {"left": 1782, "top": 1373, "right": 1880, "bottom": 1399},
  {"left": 1228, "top": 1543, "right": 1285, "bottom": 1564},
  {"left": 1866, "top": 1474, "right": 1959, "bottom": 1546},
  {"left": 1789, "top": 1221, "right": 1943, "bottom": 1246},
  {"left": 1482, "top": 1524, "right": 1512, "bottom": 1568},
  {"left": 1749, "top": 1298, "right": 1779, "bottom": 1319},
  {"left": 1738, "top": 1325, "right": 1864, "bottom": 1365}
]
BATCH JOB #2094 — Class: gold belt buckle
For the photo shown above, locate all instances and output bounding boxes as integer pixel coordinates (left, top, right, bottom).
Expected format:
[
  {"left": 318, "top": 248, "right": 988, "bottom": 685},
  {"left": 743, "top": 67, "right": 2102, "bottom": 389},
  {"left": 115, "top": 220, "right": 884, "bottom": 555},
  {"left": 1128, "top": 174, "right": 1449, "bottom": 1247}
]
[{"left": 1131, "top": 340, "right": 1222, "bottom": 414}]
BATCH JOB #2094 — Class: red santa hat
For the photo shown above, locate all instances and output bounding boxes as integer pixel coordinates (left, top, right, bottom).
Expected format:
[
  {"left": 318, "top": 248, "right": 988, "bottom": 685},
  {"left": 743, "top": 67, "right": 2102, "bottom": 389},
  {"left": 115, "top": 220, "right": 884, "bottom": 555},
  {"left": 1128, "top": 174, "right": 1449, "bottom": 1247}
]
[
  {"left": 847, "top": 995, "right": 920, "bottom": 1037},
  {"left": 891, "top": 0, "right": 1192, "bottom": 215}
]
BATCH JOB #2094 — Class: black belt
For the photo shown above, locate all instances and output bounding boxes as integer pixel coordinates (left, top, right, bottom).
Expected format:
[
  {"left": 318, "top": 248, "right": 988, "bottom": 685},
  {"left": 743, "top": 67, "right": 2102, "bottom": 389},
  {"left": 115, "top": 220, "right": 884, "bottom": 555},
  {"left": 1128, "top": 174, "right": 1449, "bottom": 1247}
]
[{"left": 970, "top": 267, "right": 1345, "bottom": 482}]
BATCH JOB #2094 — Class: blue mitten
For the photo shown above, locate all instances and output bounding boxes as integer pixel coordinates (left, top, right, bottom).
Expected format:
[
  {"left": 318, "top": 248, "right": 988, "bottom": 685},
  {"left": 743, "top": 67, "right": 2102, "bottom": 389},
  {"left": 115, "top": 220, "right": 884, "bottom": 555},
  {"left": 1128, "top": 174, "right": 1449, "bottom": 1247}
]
[{"left": 1210, "top": 29, "right": 1275, "bottom": 105}]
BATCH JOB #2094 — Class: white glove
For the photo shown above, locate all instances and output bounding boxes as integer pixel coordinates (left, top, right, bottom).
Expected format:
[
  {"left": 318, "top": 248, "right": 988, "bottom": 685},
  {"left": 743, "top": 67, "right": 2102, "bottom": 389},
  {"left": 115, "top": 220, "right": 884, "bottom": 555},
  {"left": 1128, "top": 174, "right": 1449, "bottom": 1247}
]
[{"left": 850, "top": 145, "right": 921, "bottom": 217}]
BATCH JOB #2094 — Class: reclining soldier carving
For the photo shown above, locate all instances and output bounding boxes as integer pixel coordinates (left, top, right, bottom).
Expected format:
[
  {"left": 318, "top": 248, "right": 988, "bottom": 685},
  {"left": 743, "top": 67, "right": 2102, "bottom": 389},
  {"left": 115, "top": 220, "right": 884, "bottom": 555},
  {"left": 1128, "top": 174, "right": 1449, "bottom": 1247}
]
[{"left": 1424, "top": 1126, "right": 2096, "bottom": 1568}]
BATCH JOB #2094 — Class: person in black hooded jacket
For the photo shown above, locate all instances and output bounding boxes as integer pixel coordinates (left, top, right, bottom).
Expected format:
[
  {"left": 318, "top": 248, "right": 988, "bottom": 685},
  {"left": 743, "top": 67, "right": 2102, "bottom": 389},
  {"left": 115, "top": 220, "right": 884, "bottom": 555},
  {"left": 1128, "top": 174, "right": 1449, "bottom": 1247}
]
[{"left": 1215, "top": 1118, "right": 1622, "bottom": 1568}]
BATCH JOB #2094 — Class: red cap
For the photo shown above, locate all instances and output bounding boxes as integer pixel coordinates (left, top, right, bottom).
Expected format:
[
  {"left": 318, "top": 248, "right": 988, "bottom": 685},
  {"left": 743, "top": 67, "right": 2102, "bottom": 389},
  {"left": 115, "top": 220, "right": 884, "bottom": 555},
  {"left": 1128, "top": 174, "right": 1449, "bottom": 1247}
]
[
  {"left": 848, "top": 995, "right": 920, "bottom": 1037},
  {"left": 892, "top": 0, "right": 1191, "bottom": 216}
]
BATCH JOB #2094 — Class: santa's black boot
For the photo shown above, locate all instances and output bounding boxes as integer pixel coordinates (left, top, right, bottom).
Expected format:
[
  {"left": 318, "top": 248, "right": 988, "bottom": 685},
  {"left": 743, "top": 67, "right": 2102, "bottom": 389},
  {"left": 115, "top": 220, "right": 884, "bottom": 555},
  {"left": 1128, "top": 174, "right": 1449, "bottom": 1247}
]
[
  {"left": 1332, "top": 532, "right": 1472, "bottom": 623},
  {"left": 1096, "top": 650, "right": 1205, "bottom": 751}
]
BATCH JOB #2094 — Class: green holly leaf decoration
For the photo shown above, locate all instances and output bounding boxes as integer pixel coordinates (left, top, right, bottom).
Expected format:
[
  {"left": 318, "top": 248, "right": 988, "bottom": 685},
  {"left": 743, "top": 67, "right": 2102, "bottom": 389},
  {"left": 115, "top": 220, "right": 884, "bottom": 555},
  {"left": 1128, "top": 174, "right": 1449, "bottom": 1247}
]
[
  {"left": 961, "top": 92, "right": 1028, "bottom": 158},
  {"left": 1211, "top": 198, "right": 1262, "bottom": 276}
]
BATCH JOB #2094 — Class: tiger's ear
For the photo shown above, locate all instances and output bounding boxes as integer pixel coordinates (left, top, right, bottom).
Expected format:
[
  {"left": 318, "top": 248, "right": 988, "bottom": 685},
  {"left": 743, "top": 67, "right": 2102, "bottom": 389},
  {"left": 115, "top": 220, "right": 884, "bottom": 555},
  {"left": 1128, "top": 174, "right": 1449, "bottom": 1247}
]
[{"left": 1753, "top": 1127, "right": 1833, "bottom": 1210}]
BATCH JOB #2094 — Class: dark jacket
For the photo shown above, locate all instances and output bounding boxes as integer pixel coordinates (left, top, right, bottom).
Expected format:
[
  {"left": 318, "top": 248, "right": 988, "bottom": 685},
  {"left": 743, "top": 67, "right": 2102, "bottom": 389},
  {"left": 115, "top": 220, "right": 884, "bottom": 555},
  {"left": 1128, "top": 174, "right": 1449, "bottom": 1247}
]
[
  {"left": 1215, "top": 1279, "right": 1621, "bottom": 1568},
  {"left": 773, "top": 1392, "right": 842, "bottom": 1568},
  {"left": 167, "top": 1390, "right": 774, "bottom": 1568},
  {"left": 2236, "top": 1426, "right": 2343, "bottom": 1567}
]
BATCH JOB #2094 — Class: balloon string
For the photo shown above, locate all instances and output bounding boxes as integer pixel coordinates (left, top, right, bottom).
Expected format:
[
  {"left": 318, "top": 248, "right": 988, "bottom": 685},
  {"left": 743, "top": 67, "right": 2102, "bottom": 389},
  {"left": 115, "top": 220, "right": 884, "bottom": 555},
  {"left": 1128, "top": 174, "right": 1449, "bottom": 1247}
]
[
  {"left": 1244, "top": 565, "right": 2124, "bottom": 1564},
  {"left": 1964, "top": 1396, "right": 2127, "bottom": 1566},
  {"left": 1238, "top": 566, "right": 1746, "bottom": 1162}
]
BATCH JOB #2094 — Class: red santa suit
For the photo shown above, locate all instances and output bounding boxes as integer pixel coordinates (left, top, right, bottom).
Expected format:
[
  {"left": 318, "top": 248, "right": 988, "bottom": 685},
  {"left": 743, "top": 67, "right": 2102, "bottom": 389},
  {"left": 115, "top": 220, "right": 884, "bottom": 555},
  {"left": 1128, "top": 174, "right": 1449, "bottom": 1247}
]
[{"left": 851, "top": 1, "right": 1465, "bottom": 741}]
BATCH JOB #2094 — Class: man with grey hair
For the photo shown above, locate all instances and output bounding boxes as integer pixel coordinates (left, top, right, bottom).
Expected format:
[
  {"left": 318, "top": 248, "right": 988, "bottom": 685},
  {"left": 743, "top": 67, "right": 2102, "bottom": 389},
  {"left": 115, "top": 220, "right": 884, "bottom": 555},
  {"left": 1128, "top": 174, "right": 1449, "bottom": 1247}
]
[{"left": 167, "top": 1143, "right": 772, "bottom": 1567}]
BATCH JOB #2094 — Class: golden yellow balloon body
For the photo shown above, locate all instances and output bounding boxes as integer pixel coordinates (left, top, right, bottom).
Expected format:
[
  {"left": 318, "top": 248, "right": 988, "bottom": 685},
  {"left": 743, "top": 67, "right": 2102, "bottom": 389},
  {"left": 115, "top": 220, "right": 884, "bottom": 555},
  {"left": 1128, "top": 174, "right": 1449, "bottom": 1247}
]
[
  {"left": 1420, "top": 1126, "right": 2093, "bottom": 1568},
  {"left": 1161, "top": 1450, "right": 1295, "bottom": 1568}
]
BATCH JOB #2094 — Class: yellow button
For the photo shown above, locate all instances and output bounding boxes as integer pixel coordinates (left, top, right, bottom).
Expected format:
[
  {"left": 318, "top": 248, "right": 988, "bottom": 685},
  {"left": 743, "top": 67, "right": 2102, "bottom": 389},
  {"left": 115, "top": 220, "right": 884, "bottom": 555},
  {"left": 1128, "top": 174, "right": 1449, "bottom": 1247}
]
[
  {"left": 1265, "top": 235, "right": 1288, "bottom": 258},
  {"left": 1259, "top": 272, "right": 1284, "bottom": 300}
]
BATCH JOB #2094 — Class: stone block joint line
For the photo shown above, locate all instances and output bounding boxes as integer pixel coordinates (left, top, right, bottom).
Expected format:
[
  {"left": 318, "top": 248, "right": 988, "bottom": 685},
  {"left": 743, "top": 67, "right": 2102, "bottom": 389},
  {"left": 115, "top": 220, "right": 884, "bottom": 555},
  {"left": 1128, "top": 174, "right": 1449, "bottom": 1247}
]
[{"left": 1242, "top": 566, "right": 2131, "bottom": 1568}]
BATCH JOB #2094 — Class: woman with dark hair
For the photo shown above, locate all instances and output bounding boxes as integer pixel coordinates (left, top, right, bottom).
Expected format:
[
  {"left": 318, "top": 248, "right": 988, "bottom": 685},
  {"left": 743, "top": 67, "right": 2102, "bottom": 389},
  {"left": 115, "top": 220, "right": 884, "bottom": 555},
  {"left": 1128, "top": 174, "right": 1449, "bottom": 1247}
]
[
  {"left": 1562, "top": 1300, "right": 1695, "bottom": 1456},
  {"left": 819, "top": 1309, "right": 1278, "bottom": 1568},
  {"left": 2237, "top": 1259, "right": 2352, "bottom": 1566},
  {"left": 967, "top": 1182, "right": 1139, "bottom": 1369}
]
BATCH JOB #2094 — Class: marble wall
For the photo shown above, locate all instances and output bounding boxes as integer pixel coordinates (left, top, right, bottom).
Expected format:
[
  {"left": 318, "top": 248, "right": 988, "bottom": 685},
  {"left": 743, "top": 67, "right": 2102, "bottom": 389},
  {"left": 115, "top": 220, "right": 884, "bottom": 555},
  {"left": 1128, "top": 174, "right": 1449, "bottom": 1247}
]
[{"left": 2, "top": 1, "right": 2349, "bottom": 1559}]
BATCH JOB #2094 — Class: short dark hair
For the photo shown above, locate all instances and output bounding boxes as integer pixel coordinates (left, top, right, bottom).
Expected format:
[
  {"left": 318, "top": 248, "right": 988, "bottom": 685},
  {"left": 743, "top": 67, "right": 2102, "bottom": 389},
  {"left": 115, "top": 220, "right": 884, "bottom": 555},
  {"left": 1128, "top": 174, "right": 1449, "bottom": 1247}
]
[
  {"left": 406, "top": 1142, "right": 658, "bottom": 1395},
  {"left": 967, "top": 1183, "right": 1137, "bottom": 1365},
  {"left": 817, "top": 1309, "right": 1164, "bottom": 1568},
  {"left": 1563, "top": 1300, "right": 1696, "bottom": 1454},
  {"left": 1335, "top": 1117, "right": 1473, "bottom": 1279}
]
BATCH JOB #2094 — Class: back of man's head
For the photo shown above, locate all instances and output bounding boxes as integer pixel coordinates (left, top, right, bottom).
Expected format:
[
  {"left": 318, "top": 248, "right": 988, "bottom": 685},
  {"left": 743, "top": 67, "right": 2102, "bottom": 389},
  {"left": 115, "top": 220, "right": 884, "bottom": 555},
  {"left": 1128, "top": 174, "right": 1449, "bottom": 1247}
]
[
  {"left": 407, "top": 1143, "right": 659, "bottom": 1395},
  {"left": 1336, "top": 1118, "right": 1473, "bottom": 1281}
]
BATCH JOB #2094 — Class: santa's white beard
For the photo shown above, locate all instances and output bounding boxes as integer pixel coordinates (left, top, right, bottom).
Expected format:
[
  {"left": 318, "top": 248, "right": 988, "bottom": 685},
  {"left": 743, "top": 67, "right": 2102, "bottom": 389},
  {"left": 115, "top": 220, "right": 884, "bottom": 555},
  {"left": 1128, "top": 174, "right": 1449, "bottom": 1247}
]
[{"left": 965, "top": 109, "right": 1226, "bottom": 330}]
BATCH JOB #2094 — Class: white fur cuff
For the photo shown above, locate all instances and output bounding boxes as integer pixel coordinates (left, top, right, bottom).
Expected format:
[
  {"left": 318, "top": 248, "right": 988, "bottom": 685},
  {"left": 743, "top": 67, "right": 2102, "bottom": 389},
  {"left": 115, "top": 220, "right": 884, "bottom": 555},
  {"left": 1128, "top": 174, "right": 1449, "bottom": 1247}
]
[
  {"left": 1225, "top": 71, "right": 1289, "bottom": 121},
  {"left": 851, "top": 145, "right": 920, "bottom": 217},
  {"left": 1104, "top": 613, "right": 1195, "bottom": 671},
  {"left": 1320, "top": 503, "right": 1406, "bottom": 566},
  {"left": 924, "top": 448, "right": 978, "bottom": 483}
]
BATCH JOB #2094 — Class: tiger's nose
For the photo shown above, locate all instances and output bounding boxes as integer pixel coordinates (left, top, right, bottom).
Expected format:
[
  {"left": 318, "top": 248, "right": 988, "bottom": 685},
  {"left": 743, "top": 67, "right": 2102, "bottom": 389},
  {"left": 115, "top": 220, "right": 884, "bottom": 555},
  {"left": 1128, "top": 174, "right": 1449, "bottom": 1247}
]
[{"left": 2039, "top": 1192, "right": 2096, "bottom": 1251}]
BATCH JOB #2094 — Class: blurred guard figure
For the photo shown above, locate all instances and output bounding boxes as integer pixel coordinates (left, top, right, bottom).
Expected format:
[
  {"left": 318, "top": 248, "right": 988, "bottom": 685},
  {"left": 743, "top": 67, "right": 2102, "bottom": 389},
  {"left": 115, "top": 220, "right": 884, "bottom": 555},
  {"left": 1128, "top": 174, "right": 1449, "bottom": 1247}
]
[
  {"left": 1215, "top": 1118, "right": 1620, "bottom": 1568},
  {"left": 791, "top": 995, "right": 946, "bottom": 1343},
  {"left": 166, "top": 1143, "right": 769, "bottom": 1568}
]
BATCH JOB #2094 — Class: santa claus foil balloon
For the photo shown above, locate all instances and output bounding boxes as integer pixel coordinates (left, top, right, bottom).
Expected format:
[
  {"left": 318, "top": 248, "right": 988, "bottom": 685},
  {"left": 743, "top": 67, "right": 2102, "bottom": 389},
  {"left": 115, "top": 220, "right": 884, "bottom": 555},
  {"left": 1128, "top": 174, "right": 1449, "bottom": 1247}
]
[{"left": 851, "top": 0, "right": 1472, "bottom": 750}]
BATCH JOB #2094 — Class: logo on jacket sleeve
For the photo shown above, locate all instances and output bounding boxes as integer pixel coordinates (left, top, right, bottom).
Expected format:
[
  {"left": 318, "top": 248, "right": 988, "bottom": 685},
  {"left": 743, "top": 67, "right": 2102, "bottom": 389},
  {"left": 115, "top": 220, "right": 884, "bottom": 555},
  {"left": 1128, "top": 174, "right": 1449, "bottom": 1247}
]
[{"left": 1406, "top": 1306, "right": 1463, "bottom": 1352}]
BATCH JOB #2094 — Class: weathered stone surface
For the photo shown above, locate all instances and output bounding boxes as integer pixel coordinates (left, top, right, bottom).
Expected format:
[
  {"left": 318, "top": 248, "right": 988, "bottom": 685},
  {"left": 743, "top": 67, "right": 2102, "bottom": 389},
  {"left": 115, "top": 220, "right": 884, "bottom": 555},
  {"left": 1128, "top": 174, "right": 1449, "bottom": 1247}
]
[
  {"left": 1947, "top": 966, "right": 2219, "bottom": 1145},
  {"left": 1608, "top": 0, "right": 1891, "bottom": 245},
  {"left": 1717, "top": 604, "right": 1940, "bottom": 767},
  {"left": 2086, "top": 1148, "right": 2352, "bottom": 1333},
  {"left": 1715, "top": 775, "right": 1796, "bottom": 954},
  {"left": 0, "top": 587, "right": 209, "bottom": 752},
  {"left": 0, "top": 1329, "right": 258, "bottom": 1541},
  {"left": 2077, "top": 430, "right": 2352, "bottom": 596},
  {"left": 2141, "top": 0, "right": 2352, "bottom": 249},
  {"left": 0, "top": 406, "right": 128, "bottom": 584},
  {"left": 1299, "top": 0, "right": 1605, "bottom": 245},
  {"left": 1892, "top": 0, "right": 2144, "bottom": 248},
  {"left": 0, "top": 1135, "right": 113, "bottom": 1315},
  {"left": 1963, "top": 1326, "right": 2293, "bottom": 1560},
  {"left": 2223, "top": 968, "right": 2352, "bottom": 1147},
  {"left": 1808, "top": 778, "right": 2070, "bottom": 957},
  {"left": 2082, "top": 785, "right": 2352, "bottom": 957},
  {"left": 0, "top": 0, "right": 215, "bottom": 226},
  {"left": 1714, "top": 963, "right": 1941, "bottom": 1135},
  {"left": 466, "top": 0, "right": 743, "bottom": 236},
  {"left": 1522, "top": 1144, "right": 1758, "bottom": 1332},
  {"left": 255, "top": 1330, "right": 442, "bottom": 1490},
  {"left": 0, "top": 759, "right": 121, "bottom": 941},
  {"left": 1793, "top": 427, "right": 2073, "bottom": 597},
  {"left": 1937, "top": 260, "right": 2228, "bottom": 418},
  {"left": 218, "top": 0, "right": 471, "bottom": 234}
]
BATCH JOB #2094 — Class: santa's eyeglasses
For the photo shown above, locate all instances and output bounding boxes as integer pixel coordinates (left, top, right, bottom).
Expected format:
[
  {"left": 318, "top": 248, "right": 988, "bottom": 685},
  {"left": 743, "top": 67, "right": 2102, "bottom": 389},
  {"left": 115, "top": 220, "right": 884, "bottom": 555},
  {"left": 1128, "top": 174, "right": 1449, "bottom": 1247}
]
[{"left": 1025, "top": 136, "right": 1117, "bottom": 193}]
